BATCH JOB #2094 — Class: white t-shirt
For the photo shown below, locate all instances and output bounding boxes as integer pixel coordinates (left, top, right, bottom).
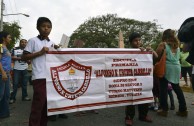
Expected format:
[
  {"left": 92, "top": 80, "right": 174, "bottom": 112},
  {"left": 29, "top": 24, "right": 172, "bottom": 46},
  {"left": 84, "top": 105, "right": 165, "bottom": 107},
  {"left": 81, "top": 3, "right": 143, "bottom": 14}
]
[
  {"left": 24, "top": 37, "right": 54, "bottom": 80},
  {"left": 192, "top": 65, "right": 194, "bottom": 74},
  {"left": 12, "top": 47, "right": 28, "bottom": 70}
]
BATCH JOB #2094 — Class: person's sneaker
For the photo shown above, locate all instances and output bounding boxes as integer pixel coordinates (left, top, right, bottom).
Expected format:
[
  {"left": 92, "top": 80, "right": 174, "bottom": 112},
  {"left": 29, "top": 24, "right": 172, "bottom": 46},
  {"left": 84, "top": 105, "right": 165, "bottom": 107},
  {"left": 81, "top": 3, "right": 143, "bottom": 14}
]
[
  {"left": 125, "top": 117, "right": 133, "bottom": 126},
  {"left": 154, "top": 105, "right": 158, "bottom": 111},
  {"left": 48, "top": 115, "right": 57, "bottom": 121},
  {"left": 139, "top": 116, "right": 152, "bottom": 123},
  {"left": 9, "top": 99, "right": 15, "bottom": 104},
  {"left": 22, "top": 97, "right": 31, "bottom": 101},
  {"left": 58, "top": 114, "right": 68, "bottom": 119},
  {"left": 176, "top": 110, "right": 188, "bottom": 117},
  {"left": 157, "top": 109, "right": 168, "bottom": 117}
]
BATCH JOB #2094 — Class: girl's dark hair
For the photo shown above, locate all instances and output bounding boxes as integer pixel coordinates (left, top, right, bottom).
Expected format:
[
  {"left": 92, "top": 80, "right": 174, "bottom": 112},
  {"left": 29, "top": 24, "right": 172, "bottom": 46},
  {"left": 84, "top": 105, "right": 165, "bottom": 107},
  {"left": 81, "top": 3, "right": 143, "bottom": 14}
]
[
  {"left": 162, "top": 29, "right": 179, "bottom": 49},
  {"left": 0, "top": 31, "right": 10, "bottom": 44},
  {"left": 36, "top": 17, "right": 52, "bottom": 29},
  {"left": 128, "top": 32, "right": 141, "bottom": 43}
]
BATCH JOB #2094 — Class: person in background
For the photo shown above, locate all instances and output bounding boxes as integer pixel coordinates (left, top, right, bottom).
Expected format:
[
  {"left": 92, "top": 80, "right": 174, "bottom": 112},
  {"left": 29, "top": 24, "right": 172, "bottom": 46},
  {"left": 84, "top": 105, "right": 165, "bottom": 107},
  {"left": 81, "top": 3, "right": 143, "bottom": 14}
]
[
  {"left": 9, "top": 39, "right": 31, "bottom": 104},
  {"left": 177, "top": 17, "right": 194, "bottom": 106},
  {"left": 180, "top": 43, "right": 192, "bottom": 87},
  {"left": 0, "top": 31, "right": 12, "bottom": 118},
  {"left": 125, "top": 32, "right": 157, "bottom": 126},
  {"left": 191, "top": 65, "right": 194, "bottom": 105},
  {"left": 156, "top": 29, "right": 188, "bottom": 117},
  {"left": 167, "top": 83, "right": 175, "bottom": 110}
]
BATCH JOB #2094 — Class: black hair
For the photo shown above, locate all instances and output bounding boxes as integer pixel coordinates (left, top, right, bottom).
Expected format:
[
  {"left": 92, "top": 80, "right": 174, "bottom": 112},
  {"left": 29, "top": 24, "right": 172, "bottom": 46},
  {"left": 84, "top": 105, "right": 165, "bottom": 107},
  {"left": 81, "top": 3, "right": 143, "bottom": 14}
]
[
  {"left": 20, "top": 39, "right": 27, "bottom": 42},
  {"left": 162, "top": 29, "right": 179, "bottom": 49},
  {"left": 36, "top": 17, "right": 52, "bottom": 30},
  {"left": 178, "top": 17, "right": 194, "bottom": 43},
  {"left": 0, "top": 31, "right": 10, "bottom": 44},
  {"left": 128, "top": 32, "right": 141, "bottom": 43}
]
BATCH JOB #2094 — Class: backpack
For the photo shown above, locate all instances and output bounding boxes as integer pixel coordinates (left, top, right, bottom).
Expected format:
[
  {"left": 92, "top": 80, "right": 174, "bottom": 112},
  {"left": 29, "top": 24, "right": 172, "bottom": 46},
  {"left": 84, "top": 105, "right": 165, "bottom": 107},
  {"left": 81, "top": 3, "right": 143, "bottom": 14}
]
[{"left": 178, "top": 17, "right": 194, "bottom": 43}]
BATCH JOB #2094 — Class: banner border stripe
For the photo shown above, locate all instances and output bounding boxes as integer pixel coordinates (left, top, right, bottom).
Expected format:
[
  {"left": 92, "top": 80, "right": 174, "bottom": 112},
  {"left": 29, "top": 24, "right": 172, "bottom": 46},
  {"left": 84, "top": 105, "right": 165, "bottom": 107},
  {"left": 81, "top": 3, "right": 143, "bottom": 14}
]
[{"left": 48, "top": 97, "right": 153, "bottom": 112}]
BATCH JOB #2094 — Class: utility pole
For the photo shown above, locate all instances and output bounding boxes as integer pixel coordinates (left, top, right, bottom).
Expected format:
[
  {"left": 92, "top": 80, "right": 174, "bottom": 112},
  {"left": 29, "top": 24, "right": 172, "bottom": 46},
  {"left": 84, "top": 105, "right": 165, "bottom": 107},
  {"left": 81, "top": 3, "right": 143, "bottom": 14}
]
[
  {"left": 0, "top": 0, "right": 4, "bottom": 31},
  {"left": 0, "top": 0, "right": 29, "bottom": 31}
]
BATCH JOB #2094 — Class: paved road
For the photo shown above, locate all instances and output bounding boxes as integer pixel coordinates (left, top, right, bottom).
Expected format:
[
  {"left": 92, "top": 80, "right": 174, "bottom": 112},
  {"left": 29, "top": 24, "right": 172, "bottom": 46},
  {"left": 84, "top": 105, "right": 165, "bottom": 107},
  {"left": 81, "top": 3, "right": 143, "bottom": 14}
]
[{"left": 0, "top": 81, "right": 194, "bottom": 126}]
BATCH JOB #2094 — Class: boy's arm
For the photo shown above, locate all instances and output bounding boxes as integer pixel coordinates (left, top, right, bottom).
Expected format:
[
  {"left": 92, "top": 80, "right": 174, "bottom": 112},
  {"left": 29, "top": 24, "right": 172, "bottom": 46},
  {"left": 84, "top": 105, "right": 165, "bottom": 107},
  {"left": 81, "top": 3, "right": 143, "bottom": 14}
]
[
  {"left": 22, "top": 50, "right": 40, "bottom": 61},
  {"left": 12, "top": 56, "right": 21, "bottom": 61},
  {"left": 22, "top": 47, "right": 49, "bottom": 61},
  {"left": 145, "top": 46, "right": 158, "bottom": 59}
]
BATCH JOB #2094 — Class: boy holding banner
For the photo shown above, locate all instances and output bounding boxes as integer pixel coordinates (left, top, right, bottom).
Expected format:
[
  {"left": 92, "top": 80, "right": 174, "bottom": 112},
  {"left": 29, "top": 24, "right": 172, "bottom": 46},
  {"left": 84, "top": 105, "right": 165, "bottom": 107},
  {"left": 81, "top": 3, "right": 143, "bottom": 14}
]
[
  {"left": 22, "top": 17, "right": 64, "bottom": 126},
  {"left": 125, "top": 32, "right": 156, "bottom": 126}
]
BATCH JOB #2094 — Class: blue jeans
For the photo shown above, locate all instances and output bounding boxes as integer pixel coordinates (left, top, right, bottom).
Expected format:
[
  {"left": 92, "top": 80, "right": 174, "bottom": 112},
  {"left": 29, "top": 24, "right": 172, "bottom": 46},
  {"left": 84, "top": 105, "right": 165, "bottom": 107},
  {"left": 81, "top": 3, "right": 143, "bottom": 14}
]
[
  {"left": 159, "top": 77, "right": 187, "bottom": 111},
  {"left": 0, "top": 74, "right": 10, "bottom": 118},
  {"left": 10, "top": 69, "right": 29, "bottom": 100}
]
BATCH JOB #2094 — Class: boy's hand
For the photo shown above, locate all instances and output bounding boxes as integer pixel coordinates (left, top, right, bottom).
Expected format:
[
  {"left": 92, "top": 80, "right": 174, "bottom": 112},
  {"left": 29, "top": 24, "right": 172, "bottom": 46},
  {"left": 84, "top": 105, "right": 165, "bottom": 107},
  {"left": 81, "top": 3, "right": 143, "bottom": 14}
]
[
  {"left": 146, "top": 47, "right": 153, "bottom": 51},
  {"left": 54, "top": 44, "right": 61, "bottom": 49},
  {"left": 139, "top": 47, "right": 145, "bottom": 51},
  {"left": 40, "top": 47, "right": 49, "bottom": 55}
]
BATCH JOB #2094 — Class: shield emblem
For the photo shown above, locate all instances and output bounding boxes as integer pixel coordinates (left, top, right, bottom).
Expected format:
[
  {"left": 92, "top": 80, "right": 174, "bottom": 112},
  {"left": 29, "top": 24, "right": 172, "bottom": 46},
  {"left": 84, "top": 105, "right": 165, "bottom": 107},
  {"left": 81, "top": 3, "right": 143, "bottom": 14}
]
[{"left": 50, "top": 59, "right": 92, "bottom": 100}]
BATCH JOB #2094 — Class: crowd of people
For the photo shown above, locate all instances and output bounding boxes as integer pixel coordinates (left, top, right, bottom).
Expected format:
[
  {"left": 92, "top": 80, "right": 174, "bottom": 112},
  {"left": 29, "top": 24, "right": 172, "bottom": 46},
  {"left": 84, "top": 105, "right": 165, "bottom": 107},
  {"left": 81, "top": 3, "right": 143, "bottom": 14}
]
[{"left": 0, "top": 17, "right": 193, "bottom": 126}]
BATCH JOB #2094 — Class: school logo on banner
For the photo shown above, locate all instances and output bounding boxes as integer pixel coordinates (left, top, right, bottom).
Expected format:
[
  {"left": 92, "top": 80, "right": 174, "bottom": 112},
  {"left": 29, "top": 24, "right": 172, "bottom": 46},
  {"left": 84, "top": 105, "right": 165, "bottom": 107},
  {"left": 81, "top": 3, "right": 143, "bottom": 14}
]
[{"left": 50, "top": 59, "right": 92, "bottom": 100}]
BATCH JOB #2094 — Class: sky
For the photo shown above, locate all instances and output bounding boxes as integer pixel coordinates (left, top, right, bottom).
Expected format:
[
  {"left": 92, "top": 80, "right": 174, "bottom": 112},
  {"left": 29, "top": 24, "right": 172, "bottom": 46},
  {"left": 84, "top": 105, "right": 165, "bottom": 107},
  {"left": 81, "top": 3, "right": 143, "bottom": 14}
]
[{"left": 3, "top": 0, "right": 194, "bottom": 45}]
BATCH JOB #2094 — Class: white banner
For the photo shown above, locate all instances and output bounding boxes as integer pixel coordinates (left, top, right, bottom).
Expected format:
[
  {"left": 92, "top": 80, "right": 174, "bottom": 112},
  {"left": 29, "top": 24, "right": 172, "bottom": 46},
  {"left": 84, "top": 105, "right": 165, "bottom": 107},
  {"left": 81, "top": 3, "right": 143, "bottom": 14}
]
[{"left": 46, "top": 48, "right": 154, "bottom": 115}]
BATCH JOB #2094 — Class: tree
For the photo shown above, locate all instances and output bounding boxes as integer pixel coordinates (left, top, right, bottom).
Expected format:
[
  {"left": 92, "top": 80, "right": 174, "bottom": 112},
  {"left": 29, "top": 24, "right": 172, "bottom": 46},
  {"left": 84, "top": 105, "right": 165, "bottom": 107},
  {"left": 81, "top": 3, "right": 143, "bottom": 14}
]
[
  {"left": 69, "top": 14, "right": 162, "bottom": 48},
  {"left": 3, "top": 21, "right": 21, "bottom": 50}
]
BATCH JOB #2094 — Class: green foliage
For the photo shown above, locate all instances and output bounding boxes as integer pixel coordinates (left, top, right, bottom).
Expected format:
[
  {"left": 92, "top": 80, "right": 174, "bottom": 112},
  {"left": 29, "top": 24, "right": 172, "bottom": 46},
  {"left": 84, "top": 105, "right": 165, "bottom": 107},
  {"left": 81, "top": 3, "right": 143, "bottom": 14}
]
[
  {"left": 69, "top": 14, "right": 163, "bottom": 48},
  {"left": 3, "top": 21, "right": 21, "bottom": 50},
  {"left": 151, "top": 32, "right": 163, "bottom": 50}
]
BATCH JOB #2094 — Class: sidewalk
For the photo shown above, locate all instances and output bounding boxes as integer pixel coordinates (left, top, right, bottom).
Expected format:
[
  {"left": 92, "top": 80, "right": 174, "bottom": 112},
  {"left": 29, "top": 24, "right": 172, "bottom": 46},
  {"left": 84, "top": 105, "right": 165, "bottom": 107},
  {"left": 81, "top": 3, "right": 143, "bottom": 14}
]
[{"left": 0, "top": 81, "right": 193, "bottom": 126}]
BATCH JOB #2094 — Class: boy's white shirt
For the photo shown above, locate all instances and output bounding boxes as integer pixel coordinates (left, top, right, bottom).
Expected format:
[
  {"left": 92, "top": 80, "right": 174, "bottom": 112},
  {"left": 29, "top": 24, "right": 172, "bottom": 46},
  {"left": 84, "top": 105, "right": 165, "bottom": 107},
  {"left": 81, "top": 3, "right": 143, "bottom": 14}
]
[{"left": 24, "top": 37, "right": 54, "bottom": 80}]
